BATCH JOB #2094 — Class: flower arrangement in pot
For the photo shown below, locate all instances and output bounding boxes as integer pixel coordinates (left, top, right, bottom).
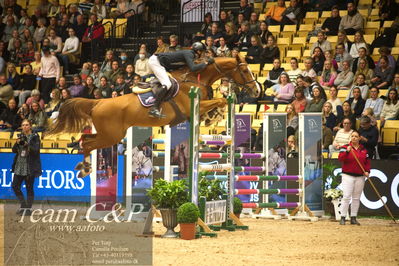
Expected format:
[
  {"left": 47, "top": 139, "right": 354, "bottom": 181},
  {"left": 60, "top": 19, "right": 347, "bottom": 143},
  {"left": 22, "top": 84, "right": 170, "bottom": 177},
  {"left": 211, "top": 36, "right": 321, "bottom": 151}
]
[
  {"left": 147, "top": 179, "right": 188, "bottom": 238},
  {"left": 177, "top": 202, "right": 200, "bottom": 240},
  {"left": 233, "top": 197, "right": 243, "bottom": 218}
]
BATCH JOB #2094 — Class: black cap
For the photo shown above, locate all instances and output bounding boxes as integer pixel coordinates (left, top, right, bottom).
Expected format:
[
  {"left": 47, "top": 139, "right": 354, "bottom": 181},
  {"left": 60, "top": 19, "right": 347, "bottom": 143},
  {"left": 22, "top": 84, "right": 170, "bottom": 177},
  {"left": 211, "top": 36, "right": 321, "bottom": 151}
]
[{"left": 41, "top": 46, "right": 50, "bottom": 53}]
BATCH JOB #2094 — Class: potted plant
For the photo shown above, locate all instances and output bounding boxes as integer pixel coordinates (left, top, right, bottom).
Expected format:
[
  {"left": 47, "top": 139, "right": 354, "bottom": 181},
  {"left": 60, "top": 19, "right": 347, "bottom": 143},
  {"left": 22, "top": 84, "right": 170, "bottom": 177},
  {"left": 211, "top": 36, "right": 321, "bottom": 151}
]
[
  {"left": 177, "top": 202, "right": 200, "bottom": 240},
  {"left": 233, "top": 197, "right": 243, "bottom": 218},
  {"left": 147, "top": 179, "right": 188, "bottom": 238},
  {"left": 322, "top": 163, "right": 343, "bottom": 220},
  {"left": 198, "top": 175, "right": 225, "bottom": 201}
]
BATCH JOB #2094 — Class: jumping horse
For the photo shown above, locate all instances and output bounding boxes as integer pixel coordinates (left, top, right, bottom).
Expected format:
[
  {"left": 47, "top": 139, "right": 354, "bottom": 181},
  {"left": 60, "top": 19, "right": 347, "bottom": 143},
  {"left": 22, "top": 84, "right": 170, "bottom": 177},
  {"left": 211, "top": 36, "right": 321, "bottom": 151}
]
[{"left": 47, "top": 55, "right": 261, "bottom": 177}]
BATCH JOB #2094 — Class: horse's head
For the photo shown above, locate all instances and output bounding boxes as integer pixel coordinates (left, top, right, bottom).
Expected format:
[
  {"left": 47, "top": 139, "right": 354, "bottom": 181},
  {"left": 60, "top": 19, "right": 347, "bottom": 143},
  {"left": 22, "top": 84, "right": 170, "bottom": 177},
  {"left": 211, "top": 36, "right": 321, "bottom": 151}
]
[{"left": 213, "top": 56, "right": 261, "bottom": 98}]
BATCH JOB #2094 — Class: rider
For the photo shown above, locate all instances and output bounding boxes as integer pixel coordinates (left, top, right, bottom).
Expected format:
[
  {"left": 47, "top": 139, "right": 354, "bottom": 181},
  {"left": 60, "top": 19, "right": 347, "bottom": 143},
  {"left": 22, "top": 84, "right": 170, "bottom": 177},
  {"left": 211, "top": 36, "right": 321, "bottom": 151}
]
[{"left": 147, "top": 42, "right": 215, "bottom": 118}]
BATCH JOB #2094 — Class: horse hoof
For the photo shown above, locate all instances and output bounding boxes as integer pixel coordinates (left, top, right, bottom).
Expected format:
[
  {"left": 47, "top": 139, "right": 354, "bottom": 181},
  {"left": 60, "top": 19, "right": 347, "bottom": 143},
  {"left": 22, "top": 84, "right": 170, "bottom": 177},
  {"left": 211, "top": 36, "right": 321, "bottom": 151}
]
[
  {"left": 78, "top": 169, "right": 91, "bottom": 178},
  {"left": 75, "top": 162, "right": 84, "bottom": 170}
]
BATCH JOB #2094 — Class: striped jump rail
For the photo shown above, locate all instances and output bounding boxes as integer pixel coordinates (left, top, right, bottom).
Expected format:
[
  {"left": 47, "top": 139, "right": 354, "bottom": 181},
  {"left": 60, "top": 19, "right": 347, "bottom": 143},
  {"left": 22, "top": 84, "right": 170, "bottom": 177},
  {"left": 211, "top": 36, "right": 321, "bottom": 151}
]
[
  {"left": 152, "top": 139, "right": 165, "bottom": 144},
  {"left": 152, "top": 151, "right": 165, "bottom": 158},
  {"left": 243, "top": 202, "right": 301, "bottom": 209},
  {"left": 199, "top": 135, "right": 232, "bottom": 141},
  {"left": 200, "top": 140, "right": 231, "bottom": 146},
  {"left": 234, "top": 166, "right": 265, "bottom": 172},
  {"left": 199, "top": 153, "right": 265, "bottom": 159},
  {"left": 235, "top": 175, "right": 302, "bottom": 181},
  {"left": 234, "top": 189, "right": 302, "bottom": 195},
  {"left": 199, "top": 164, "right": 232, "bottom": 172}
]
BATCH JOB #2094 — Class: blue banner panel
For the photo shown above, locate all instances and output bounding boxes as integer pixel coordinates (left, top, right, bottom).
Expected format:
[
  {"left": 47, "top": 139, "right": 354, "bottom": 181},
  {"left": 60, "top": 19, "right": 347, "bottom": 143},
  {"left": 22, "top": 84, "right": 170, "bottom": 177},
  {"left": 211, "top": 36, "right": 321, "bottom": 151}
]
[{"left": 0, "top": 153, "right": 91, "bottom": 201}]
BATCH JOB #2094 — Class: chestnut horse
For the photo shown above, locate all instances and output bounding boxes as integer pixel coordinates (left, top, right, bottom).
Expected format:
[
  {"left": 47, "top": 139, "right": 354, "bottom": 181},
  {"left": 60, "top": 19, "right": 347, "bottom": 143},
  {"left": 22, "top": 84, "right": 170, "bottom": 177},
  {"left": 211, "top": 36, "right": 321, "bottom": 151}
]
[{"left": 47, "top": 56, "right": 260, "bottom": 177}]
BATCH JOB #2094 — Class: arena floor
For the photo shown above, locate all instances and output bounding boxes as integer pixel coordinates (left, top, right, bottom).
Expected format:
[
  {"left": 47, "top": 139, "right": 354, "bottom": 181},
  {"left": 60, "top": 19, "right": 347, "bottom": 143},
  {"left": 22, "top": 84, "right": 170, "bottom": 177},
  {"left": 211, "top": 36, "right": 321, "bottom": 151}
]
[{"left": 0, "top": 205, "right": 398, "bottom": 266}]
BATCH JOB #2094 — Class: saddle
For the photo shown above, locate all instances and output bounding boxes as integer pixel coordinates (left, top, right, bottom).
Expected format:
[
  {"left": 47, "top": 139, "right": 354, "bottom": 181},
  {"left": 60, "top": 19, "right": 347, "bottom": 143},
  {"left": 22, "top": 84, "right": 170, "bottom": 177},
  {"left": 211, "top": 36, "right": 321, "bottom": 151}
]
[{"left": 134, "top": 76, "right": 179, "bottom": 107}]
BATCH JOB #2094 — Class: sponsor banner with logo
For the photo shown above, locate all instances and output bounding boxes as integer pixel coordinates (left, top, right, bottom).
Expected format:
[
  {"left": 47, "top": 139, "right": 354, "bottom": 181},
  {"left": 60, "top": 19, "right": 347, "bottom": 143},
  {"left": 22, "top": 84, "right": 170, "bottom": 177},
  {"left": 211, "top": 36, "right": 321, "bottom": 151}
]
[
  {"left": 234, "top": 114, "right": 252, "bottom": 203},
  {"left": 181, "top": 0, "right": 220, "bottom": 23},
  {"left": 299, "top": 113, "right": 323, "bottom": 211},
  {"left": 170, "top": 121, "right": 191, "bottom": 180},
  {"left": 265, "top": 114, "right": 287, "bottom": 203}
]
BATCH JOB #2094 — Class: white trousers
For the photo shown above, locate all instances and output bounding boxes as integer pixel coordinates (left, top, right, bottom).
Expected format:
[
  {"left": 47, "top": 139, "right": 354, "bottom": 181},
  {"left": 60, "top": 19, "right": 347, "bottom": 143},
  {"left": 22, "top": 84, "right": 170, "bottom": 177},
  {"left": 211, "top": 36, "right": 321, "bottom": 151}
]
[
  {"left": 148, "top": 55, "right": 172, "bottom": 90},
  {"left": 340, "top": 173, "right": 366, "bottom": 217}
]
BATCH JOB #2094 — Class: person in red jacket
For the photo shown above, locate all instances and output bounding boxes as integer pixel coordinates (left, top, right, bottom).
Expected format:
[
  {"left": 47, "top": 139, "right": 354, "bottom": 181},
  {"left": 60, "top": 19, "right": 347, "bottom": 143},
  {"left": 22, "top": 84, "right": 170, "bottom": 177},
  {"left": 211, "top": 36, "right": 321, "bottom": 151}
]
[
  {"left": 338, "top": 130, "right": 370, "bottom": 225},
  {"left": 82, "top": 13, "right": 104, "bottom": 62}
]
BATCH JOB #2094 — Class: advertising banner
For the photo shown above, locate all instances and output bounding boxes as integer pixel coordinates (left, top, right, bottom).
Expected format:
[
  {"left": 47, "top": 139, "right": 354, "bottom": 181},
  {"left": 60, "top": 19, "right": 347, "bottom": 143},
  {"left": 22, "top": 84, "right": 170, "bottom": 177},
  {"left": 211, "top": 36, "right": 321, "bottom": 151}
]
[
  {"left": 181, "top": 0, "right": 220, "bottom": 23},
  {"left": 170, "top": 121, "right": 191, "bottom": 180},
  {"left": 299, "top": 113, "right": 323, "bottom": 211}
]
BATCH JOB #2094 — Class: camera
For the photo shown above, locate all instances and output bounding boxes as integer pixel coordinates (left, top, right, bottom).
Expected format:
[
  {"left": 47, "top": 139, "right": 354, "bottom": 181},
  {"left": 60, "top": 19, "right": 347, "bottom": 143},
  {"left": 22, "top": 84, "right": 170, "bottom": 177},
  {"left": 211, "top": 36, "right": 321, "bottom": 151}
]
[{"left": 17, "top": 134, "right": 28, "bottom": 145}]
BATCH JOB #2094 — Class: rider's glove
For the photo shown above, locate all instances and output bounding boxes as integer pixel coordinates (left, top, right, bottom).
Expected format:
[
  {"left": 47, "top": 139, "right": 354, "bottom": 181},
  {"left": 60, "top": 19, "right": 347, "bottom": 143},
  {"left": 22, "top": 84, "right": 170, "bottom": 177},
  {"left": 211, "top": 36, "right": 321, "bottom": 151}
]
[{"left": 206, "top": 57, "right": 215, "bottom": 64}]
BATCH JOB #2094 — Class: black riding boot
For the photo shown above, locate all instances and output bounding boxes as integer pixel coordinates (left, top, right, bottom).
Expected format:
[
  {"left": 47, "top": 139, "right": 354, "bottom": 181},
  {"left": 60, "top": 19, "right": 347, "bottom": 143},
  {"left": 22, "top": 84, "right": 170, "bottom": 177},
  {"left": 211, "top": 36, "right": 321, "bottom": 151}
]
[
  {"left": 339, "top": 216, "right": 346, "bottom": 225},
  {"left": 350, "top": 216, "right": 360, "bottom": 225},
  {"left": 149, "top": 85, "right": 167, "bottom": 118}
]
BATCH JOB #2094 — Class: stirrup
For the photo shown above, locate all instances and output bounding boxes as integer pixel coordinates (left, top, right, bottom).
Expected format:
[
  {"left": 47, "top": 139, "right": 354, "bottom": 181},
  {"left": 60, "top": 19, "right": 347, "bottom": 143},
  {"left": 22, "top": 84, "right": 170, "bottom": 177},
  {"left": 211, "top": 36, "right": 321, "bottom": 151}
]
[{"left": 149, "top": 107, "right": 166, "bottom": 119}]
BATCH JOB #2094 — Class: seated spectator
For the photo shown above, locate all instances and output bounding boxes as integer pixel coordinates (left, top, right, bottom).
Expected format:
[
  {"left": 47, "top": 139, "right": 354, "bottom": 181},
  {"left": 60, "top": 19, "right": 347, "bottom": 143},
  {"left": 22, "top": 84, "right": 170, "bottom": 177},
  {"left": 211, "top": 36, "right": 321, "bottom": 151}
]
[
  {"left": 5, "top": 63, "right": 21, "bottom": 96},
  {"left": 3, "top": 7, "right": 18, "bottom": 25},
  {"left": 363, "top": 87, "right": 384, "bottom": 119},
  {"left": 218, "top": 10, "right": 229, "bottom": 31},
  {"left": 260, "top": 35, "right": 280, "bottom": 66},
  {"left": 134, "top": 50, "right": 152, "bottom": 80},
  {"left": 19, "top": 18, "right": 35, "bottom": 39},
  {"left": 291, "top": 87, "right": 307, "bottom": 113},
  {"left": 82, "top": 14, "right": 104, "bottom": 61},
  {"left": 321, "top": 6, "right": 341, "bottom": 36},
  {"left": 259, "top": 21, "right": 272, "bottom": 46},
  {"left": 329, "top": 117, "right": 354, "bottom": 156},
  {"left": 263, "top": 58, "right": 284, "bottom": 88},
  {"left": 33, "top": 18, "right": 47, "bottom": 43},
  {"left": 245, "top": 36, "right": 263, "bottom": 64},
  {"left": 327, "top": 86, "right": 342, "bottom": 116},
  {"left": 347, "top": 74, "right": 369, "bottom": 100},
  {"left": 279, "top": 0, "right": 302, "bottom": 29},
  {"left": 334, "top": 60, "right": 354, "bottom": 90},
  {"left": 0, "top": 98, "right": 20, "bottom": 131},
  {"left": 216, "top": 36, "right": 231, "bottom": 57},
  {"left": 39, "top": 46, "right": 60, "bottom": 103},
  {"left": 30, "top": 52, "right": 42, "bottom": 75},
  {"left": 305, "top": 86, "right": 326, "bottom": 112},
  {"left": 131, "top": 74, "right": 141, "bottom": 87},
  {"left": 347, "top": 87, "right": 366, "bottom": 118},
  {"left": 312, "top": 47, "right": 325, "bottom": 75},
  {"left": 124, "top": 64, "right": 135, "bottom": 86},
  {"left": 68, "top": 74, "right": 87, "bottom": 98},
  {"left": 301, "top": 57, "right": 317, "bottom": 81},
  {"left": 287, "top": 135, "right": 298, "bottom": 157},
  {"left": 93, "top": 89, "right": 103, "bottom": 99},
  {"left": 37, "top": 0, "right": 51, "bottom": 16},
  {"left": 111, "top": 91, "right": 120, "bottom": 98},
  {"left": 335, "top": 100, "right": 356, "bottom": 131},
  {"left": 349, "top": 31, "right": 368, "bottom": 59},
  {"left": 84, "top": 76, "right": 97, "bottom": 98},
  {"left": 216, "top": 78, "right": 231, "bottom": 98},
  {"left": 28, "top": 101, "right": 47, "bottom": 132},
  {"left": 324, "top": 50, "right": 338, "bottom": 70},
  {"left": 231, "top": 47, "right": 240, "bottom": 58},
  {"left": 205, "top": 36, "right": 217, "bottom": 55},
  {"left": 25, "top": 89, "right": 45, "bottom": 109},
  {"left": 206, "top": 23, "right": 223, "bottom": 47},
  {"left": 133, "top": 44, "right": 150, "bottom": 64},
  {"left": 90, "top": 0, "right": 107, "bottom": 20},
  {"left": 168, "top": 35, "right": 181, "bottom": 52},
  {"left": 358, "top": 115, "right": 379, "bottom": 158},
  {"left": 354, "top": 58, "right": 374, "bottom": 87},
  {"left": 322, "top": 120, "right": 334, "bottom": 151},
  {"left": 320, "top": 60, "right": 337, "bottom": 89},
  {"left": 56, "top": 77, "right": 67, "bottom": 91},
  {"left": 18, "top": 64, "right": 37, "bottom": 106},
  {"left": 223, "top": 22, "right": 238, "bottom": 49},
  {"left": 100, "top": 50, "right": 114, "bottom": 74},
  {"left": 311, "top": 31, "right": 332, "bottom": 54},
  {"left": 20, "top": 29, "right": 35, "bottom": 50},
  {"left": 98, "top": 76, "right": 112, "bottom": 98},
  {"left": 286, "top": 103, "right": 298, "bottom": 136},
  {"left": 44, "top": 88, "right": 61, "bottom": 118},
  {"left": 59, "top": 28, "right": 80, "bottom": 75},
  {"left": 2, "top": 17, "right": 18, "bottom": 43},
  {"left": 265, "top": 0, "right": 286, "bottom": 25},
  {"left": 322, "top": 102, "right": 337, "bottom": 131},
  {"left": 113, "top": 74, "right": 129, "bottom": 95},
  {"left": 388, "top": 73, "right": 399, "bottom": 92},
  {"left": 118, "top": 52, "right": 129, "bottom": 70},
  {"left": 248, "top": 12, "right": 260, "bottom": 35},
  {"left": 79, "top": 0, "right": 94, "bottom": 15},
  {"left": 335, "top": 43, "right": 353, "bottom": 72},
  {"left": 303, "top": 76, "right": 327, "bottom": 102},
  {"left": 371, "top": 56, "right": 394, "bottom": 90},
  {"left": 91, "top": 63, "right": 104, "bottom": 88},
  {"left": 287, "top": 58, "right": 302, "bottom": 83},
  {"left": 7, "top": 30, "right": 20, "bottom": 52},
  {"left": 154, "top": 36, "right": 168, "bottom": 54},
  {"left": 68, "top": 4, "right": 81, "bottom": 24},
  {"left": 80, "top": 62, "right": 92, "bottom": 81},
  {"left": 352, "top": 47, "right": 375, "bottom": 73},
  {"left": 105, "top": 60, "right": 123, "bottom": 85},
  {"left": 362, "top": 107, "right": 378, "bottom": 126},
  {"left": 48, "top": 0, "right": 61, "bottom": 17},
  {"left": 21, "top": 40, "right": 36, "bottom": 65},
  {"left": 271, "top": 73, "right": 295, "bottom": 103},
  {"left": 195, "top": 12, "right": 213, "bottom": 40},
  {"left": 58, "top": 14, "right": 72, "bottom": 42},
  {"left": 338, "top": 2, "right": 364, "bottom": 35},
  {"left": 237, "top": 21, "right": 252, "bottom": 51},
  {"left": 16, "top": 103, "right": 30, "bottom": 122},
  {"left": 238, "top": 0, "right": 253, "bottom": 21},
  {"left": 60, "top": 88, "right": 71, "bottom": 104},
  {"left": 380, "top": 88, "right": 399, "bottom": 126},
  {"left": 377, "top": 47, "right": 396, "bottom": 70},
  {"left": 0, "top": 74, "right": 14, "bottom": 112},
  {"left": 9, "top": 39, "right": 24, "bottom": 65}
]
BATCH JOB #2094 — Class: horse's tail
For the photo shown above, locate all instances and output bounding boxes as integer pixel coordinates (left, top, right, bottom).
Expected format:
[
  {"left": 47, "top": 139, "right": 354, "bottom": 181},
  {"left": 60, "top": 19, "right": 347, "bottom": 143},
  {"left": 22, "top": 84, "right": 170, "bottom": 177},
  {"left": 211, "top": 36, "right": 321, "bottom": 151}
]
[{"left": 46, "top": 98, "right": 99, "bottom": 135}]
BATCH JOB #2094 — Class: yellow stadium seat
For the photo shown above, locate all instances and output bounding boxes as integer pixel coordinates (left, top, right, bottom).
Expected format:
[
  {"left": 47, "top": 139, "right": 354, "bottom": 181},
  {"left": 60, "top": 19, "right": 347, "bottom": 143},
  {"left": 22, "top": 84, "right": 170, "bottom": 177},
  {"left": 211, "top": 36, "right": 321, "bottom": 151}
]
[
  {"left": 327, "top": 36, "right": 338, "bottom": 43},
  {"left": 309, "top": 36, "right": 317, "bottom": 44},
  {"left": 358, "top": 9, "right": 368, "bottom": 17},
  {"left": 358, "top": 0, "right": 372, "bottom": 6},
  {"left": 283, "top": 25, "right": 296, "bottom": 33},
  {"left": 331, "top": 152, "right": 339, "bottom": 159},
  {"left": 240, "top": 51, "right": 247, "bottom": 57},
  {"left": 365, "top": 21, "right": 380, "bottom": 29},
  {"left": 291, "top": 36, "right": 307, "bottom": 50},
  {"left": 268, "top": 25, "right": 280, "bottom": 34},
  {"left": 321, "top": 11, "right": 331, "bottom": 18},
  {"left": 305, "top": 11, "right": 319, "bottom": 19},
  {"left": 263, "top": 64, "right": 273, "bottom": 71},
  {"left": 391, "top": 47, "right": 399, "bottom": 55},
  {"left": 298, "top": 24, "right": 314, "bottom": 33},
  {"left": 337, "top": 89, "right": 349, "bottom": 102},
  {"left": 285, "top": 1, "right": 290, "bottom": 7},
  {"left": 381, "top": 128, "right": 399, "bottom": 146},
  {"left": 384, "top": 120, "right": 399, "bottom": 129},
  {"left": 281, "top": 63, "right": 291, "bottom": 69},
  {"left": 276, "top": 104, "right": 287, "bottom": 113},
  {"left": 241, "top": 104, "right": 257, "bottom": 114},
  {"left": 249, "top": 64, "right": 261, "bottom": 77},
  {"left": 256, "top": 76, "right": 267, "bottom": 84},
  {"left": 303, "top": 49, "right": 311, "bottom": 57},
  {"left": 259, "top": 13, "right": 266, "bottom": 21},
  {"left": 286, "top": 50, "right": 301, "bottom": 59},
  {"left": 383, "top": 21, "right": 394, "bottom": 28},
  {"left": 347, "top": 35, "right": 355, "bottom": 42},
  {"left": 252, "top": 119, "right": 262, "bottom": 131},
  {"left": 364, "top": 34, "right": 375, "bottom": 44},
  {"left": 102, "top": 19, "right": 113, "bottom": 38},
  {"left": 277, "top": 37, "right": 291, "bottom": 46},
  {"left": 235, "top": 104, "right": 241, "bottom": 113},
  {"left": 265, "top": 2, "right": 275, "bottom": 8},
  {"left": 115, "top": 18, "right": 127, "bottom": 38},
  {"left": 339, "top": 10, "right": 348, "bottom": 16}
]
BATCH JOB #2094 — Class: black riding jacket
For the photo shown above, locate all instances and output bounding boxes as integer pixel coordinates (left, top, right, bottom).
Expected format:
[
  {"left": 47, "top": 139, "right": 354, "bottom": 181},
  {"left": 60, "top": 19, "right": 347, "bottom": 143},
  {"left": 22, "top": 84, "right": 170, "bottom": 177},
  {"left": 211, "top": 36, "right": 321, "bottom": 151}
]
[{"left": 156, "top": 50, "right": 207, "bottom": 72}]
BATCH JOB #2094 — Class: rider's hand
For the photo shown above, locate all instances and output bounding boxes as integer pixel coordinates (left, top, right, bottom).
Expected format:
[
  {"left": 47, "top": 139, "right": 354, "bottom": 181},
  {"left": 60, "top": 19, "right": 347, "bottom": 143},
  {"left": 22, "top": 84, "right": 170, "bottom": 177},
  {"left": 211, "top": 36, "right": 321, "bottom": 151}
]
[{"left": 206, "top": 57, "right": 215, "bottom": 64}]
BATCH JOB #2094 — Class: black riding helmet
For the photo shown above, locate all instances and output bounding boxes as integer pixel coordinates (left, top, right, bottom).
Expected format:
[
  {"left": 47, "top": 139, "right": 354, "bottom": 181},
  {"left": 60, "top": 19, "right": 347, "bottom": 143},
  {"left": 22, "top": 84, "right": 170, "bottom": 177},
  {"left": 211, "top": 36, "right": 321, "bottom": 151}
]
[{"left": 192, "top": 42, "right": 206, "bottom": 52}]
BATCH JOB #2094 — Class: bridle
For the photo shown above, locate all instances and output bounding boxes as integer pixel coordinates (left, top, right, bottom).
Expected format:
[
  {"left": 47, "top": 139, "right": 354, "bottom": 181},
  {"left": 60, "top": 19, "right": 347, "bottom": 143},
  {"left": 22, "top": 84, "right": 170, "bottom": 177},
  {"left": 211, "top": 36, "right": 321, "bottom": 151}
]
[{"left": 213, "top": 60, "right": 258, "bottom": 93}]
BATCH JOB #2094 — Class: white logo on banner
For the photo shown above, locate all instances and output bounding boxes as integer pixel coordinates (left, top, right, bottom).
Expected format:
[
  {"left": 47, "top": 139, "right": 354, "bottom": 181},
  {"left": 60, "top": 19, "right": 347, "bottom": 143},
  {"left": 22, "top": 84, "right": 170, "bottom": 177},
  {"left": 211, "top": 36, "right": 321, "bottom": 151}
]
[
  {"left": 236, "top": 118, "right": 247, "bottom": 132},
  {"left": 272, "top": 119, "right": 283, "bottom": 132},
  {"left": 308, "top": 119, "right": 319, "bottom": 133}
]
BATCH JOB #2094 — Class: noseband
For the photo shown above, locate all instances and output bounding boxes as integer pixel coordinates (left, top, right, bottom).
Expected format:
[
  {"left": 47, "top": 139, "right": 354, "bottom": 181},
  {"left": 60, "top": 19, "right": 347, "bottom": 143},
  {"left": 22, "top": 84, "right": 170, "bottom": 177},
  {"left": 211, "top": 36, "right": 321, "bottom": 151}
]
[{"left": 213, "top": 60, "right": 257, "bottom": 93}]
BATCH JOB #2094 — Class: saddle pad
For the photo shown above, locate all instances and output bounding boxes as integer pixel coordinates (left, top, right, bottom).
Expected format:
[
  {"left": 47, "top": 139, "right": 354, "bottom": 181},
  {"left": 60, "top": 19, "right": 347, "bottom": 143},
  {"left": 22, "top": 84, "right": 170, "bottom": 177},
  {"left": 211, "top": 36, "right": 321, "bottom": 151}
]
[{"left": 136, "top": 77, "right": 179, "bottom": 107}]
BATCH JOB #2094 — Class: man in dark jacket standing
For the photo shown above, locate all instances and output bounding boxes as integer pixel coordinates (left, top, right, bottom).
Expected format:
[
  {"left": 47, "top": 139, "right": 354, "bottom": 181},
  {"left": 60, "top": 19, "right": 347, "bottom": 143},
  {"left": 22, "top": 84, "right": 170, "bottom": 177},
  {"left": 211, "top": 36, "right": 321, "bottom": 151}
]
[
  {"left": 11, "top": 119, "right": 42, "bottom": 216},
  {"left": 147, "top": 42, "right": 213, "bottom": 118}
]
